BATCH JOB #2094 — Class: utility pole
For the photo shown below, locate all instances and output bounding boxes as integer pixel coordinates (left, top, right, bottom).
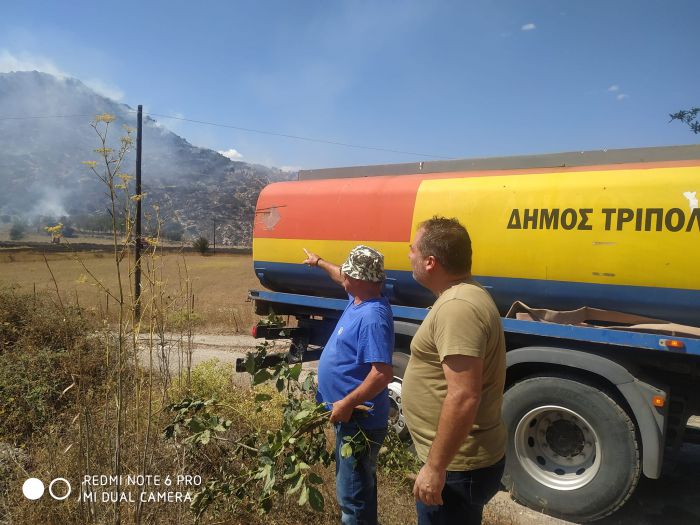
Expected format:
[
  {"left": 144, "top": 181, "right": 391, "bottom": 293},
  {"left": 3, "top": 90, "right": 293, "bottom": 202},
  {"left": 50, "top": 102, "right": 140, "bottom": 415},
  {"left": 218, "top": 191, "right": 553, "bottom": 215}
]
[{"left": 134, "top": 105, "right": 143, "bottom": 318}]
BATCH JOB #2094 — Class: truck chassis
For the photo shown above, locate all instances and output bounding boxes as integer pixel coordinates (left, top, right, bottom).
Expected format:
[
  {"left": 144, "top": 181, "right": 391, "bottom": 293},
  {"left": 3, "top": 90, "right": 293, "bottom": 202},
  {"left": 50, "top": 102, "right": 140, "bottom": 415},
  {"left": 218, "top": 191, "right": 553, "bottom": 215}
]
[{"left": 249, "top": 289, "right": 700, "bottom": 522}]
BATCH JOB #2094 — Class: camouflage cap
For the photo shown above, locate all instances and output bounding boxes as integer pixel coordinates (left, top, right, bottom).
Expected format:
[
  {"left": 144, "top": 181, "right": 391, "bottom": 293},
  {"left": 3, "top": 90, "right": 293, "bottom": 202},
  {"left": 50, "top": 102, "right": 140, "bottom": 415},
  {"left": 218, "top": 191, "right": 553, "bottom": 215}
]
[{"left": 340, "top": 245, "right": 386, "bottom": 282}]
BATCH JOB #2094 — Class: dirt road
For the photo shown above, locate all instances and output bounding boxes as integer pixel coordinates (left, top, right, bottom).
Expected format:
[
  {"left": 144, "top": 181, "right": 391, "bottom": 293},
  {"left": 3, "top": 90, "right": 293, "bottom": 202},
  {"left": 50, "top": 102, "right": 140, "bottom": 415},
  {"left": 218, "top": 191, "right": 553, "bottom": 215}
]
[{"left": 164, "top": 334, "right": 700, "bottom": 525}]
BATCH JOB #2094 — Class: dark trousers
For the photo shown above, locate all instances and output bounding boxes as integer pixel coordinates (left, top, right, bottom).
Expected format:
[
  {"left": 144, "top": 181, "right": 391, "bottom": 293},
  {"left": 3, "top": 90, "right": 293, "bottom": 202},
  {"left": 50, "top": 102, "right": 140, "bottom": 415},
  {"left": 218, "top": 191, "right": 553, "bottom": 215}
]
[
  {"left": 415, "top": 457, "right": 505, "bottom": 525},
  {"left": 334, "top": 423, "right": 388, "bottom": 525}
]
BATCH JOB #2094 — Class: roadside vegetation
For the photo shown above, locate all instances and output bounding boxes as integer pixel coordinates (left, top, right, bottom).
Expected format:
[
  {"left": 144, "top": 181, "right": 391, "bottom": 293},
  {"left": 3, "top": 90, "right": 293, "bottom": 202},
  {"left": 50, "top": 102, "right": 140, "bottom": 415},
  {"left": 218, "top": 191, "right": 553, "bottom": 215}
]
[
  {"left": 0, "top": 114, "right": 422, "bottom": 525},
  {"left": 0, "top": 287, "right": 421, "bottom": 525}
]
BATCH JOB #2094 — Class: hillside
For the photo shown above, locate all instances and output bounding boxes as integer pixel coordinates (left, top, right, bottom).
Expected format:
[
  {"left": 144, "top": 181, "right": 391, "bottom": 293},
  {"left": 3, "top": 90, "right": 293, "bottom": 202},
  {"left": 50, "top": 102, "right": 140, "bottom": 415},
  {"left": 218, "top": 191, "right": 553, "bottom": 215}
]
[{"left": 0, "top": 71, "right": 295, "bottom": 246}]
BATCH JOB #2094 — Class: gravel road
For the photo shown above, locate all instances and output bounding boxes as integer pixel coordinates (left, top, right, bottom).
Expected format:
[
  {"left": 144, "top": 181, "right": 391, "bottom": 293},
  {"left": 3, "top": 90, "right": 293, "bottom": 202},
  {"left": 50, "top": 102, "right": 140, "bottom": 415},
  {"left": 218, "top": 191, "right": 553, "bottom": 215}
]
[{"left": 148, "top": 334, "right": 700, "bottom": 525}]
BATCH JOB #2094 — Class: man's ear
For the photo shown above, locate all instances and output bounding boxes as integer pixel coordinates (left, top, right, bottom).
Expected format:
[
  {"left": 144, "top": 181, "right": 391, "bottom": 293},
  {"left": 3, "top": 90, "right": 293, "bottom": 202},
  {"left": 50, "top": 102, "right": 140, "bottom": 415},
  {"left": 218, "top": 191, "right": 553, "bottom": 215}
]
[{"left": 425, "top": 255, "right": 438, "bottom": 271}]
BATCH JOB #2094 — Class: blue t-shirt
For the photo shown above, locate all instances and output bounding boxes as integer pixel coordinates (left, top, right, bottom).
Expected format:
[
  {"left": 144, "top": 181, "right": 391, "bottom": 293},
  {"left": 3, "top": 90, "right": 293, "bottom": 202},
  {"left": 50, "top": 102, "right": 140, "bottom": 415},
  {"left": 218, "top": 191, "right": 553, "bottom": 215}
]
[{"left": 316, "top": 296, "right": 394, "bottom": 429}]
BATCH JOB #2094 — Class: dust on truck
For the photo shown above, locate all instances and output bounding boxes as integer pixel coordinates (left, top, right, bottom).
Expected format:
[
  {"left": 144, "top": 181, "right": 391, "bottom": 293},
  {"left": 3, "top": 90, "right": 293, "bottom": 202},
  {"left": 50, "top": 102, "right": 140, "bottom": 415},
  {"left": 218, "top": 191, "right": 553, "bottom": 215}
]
[{"left": 248, "top": 144, "right": 700, "bottom": 522}]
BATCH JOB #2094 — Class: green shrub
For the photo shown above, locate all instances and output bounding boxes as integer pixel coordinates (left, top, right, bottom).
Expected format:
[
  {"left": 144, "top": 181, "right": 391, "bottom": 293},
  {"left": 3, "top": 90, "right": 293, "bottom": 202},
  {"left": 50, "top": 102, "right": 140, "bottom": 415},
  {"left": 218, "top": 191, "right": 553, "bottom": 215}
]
[
  {"left": 163, "top": 221, "right": 184, "bottom": 242},
  {"left": 378, "top": 428, "right": 421, "bottom": 475},
  {"left": 184, "top": 358, "right": 237, "bottom": 400},
  {"left": 192, "top": 236, "right": 210, "bottom": 254},
  {"left": 9, "top": 222, "right": 26, "bottom": 240},
  {"left": 167, "top": 309, "right": 205, "bottom": 331},
  {"left": 169, "top": 358, "right": 284, "bottom": 433},
  {"left": 0, "top": 289, "right": 106, "bottom": 444},
  {"left": 0, "top": 288, "right": 92, "bottom": 353},
  {"left": 0, "top": 346, "right": 67, "bottom": 442}
]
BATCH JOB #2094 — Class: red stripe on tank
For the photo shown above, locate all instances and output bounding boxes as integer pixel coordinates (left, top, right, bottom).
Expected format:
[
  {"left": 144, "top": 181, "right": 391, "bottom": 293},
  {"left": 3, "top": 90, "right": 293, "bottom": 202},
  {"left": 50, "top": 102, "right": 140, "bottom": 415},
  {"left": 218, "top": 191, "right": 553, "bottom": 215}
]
[{"left": 253, "top": 176, "right": 424, "bottom": 241}]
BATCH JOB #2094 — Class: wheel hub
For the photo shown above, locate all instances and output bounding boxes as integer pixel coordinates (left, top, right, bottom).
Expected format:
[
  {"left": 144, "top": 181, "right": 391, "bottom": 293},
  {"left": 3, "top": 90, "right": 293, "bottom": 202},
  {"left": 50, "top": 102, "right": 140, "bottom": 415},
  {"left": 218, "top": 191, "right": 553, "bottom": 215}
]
[
  {"left": 546, "top": 419, "right": 585, "bottom": 457},
  {"left": 388, "top": 380, "right": 409, "bottom": 439},
  {"left": 514, "top": 405, "right": 601, "bottom": 491}
]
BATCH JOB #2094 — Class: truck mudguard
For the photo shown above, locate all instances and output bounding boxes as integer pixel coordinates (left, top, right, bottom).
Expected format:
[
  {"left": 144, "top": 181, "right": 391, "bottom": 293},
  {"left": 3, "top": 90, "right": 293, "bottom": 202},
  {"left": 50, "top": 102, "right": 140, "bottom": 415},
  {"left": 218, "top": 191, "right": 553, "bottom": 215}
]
[
  {"left": 506, "top": 346, "right": 668, "bottom": 478},
  {"left": 253, "top": 146, "right": 700, "bottom": 326}
]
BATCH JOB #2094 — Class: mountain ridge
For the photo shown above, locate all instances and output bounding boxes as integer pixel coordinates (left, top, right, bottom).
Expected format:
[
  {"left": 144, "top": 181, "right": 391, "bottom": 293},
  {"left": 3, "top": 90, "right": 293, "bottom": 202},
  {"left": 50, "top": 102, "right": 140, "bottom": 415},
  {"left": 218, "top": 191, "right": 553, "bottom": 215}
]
[{"left": 0, "top": 71, "right": 296, "bottom": 246}]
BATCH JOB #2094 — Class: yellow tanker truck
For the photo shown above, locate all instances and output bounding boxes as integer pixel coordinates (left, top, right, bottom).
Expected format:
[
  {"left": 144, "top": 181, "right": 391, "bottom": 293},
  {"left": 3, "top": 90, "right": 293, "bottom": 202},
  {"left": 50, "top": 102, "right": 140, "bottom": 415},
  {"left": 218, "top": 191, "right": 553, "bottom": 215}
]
[{"left": 247, "top": 144, "right": 700, "bottom": 522}]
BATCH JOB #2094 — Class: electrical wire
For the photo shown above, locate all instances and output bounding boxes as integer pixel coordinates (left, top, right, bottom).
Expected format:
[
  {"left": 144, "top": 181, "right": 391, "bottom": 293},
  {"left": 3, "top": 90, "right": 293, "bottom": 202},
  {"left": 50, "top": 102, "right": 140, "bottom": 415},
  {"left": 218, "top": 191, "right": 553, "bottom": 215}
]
[
  {"left": 145, "top": 112, "right": 455, "bottom": 160},
  {"left": 0, "top": 110, "right": 456, "bottom": 160}
]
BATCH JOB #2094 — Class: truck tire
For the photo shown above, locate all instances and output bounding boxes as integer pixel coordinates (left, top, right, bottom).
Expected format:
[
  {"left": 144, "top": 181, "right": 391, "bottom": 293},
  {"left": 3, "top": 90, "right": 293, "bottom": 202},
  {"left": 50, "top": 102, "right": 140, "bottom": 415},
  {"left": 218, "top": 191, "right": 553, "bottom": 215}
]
[
  {"left": 502, "top": 375, "right": 640, "bottom": 522},
  {"left": 388, "top": 351, "right": 410, "bottom": 439}
]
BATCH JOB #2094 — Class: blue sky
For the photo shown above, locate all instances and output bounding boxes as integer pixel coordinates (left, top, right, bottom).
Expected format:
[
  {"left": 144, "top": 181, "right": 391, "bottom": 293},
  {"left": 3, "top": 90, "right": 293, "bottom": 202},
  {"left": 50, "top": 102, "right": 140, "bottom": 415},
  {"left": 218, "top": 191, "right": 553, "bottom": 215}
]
[{"left": 1, "top": 0, "right": 699, "bottom": 170}]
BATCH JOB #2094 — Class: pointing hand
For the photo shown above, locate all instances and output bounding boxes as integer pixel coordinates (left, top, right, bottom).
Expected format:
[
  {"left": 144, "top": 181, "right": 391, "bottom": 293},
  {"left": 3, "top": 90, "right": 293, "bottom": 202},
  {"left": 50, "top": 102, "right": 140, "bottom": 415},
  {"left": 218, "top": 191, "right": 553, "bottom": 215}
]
[{"left": 302, "top": 248, "right": 321, "bottom": 267}]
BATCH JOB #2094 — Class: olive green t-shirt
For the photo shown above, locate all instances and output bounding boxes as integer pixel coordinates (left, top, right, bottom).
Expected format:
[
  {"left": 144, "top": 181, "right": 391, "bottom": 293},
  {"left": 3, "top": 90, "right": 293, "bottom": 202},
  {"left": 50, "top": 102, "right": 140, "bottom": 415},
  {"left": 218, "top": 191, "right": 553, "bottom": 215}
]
[{"left": 403, "top": 281, "right": 506, "bottom": 471}]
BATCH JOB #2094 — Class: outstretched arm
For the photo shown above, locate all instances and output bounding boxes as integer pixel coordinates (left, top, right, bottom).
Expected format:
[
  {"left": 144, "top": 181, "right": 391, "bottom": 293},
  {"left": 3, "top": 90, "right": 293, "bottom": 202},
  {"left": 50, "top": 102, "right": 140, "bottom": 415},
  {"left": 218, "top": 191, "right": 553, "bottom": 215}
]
[{"left": 303, "top": 248, "right": 343, "bottom": 286}]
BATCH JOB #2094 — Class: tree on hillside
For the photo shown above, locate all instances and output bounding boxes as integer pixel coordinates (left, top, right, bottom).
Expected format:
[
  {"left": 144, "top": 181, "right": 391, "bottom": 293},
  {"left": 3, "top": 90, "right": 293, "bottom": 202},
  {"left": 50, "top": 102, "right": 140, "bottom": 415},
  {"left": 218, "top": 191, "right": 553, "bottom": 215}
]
[
  {"left": 163, "top": 221, "right": 185, "bottom": 242},
  {"left": 9, "top": 221, "right": 27, "bottom": 240},
  {"left": 669, "top": 108, "right": 700, "bottom": 134},
  {"left": 192, "top": 236, "right": 210, "bottom": 255}
]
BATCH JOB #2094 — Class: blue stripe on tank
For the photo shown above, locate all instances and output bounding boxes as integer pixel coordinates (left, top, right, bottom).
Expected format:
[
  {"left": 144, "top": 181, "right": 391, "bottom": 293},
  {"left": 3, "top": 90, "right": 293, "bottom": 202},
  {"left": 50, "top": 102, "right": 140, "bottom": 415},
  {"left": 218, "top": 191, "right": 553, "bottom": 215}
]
[
  {"left": 253, "top": 261, "right": 700, "bottom": 327},
  {"left": 249, "top": 290, "right": 700, "bottom": 356}
]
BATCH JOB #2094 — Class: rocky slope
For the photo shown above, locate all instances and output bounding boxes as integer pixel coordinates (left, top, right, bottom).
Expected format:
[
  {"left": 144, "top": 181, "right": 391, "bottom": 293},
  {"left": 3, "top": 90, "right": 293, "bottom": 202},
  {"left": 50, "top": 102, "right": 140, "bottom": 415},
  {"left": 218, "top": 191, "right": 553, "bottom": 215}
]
[{"left": 0, "top": 71, "right": 295, "bottom": 246}]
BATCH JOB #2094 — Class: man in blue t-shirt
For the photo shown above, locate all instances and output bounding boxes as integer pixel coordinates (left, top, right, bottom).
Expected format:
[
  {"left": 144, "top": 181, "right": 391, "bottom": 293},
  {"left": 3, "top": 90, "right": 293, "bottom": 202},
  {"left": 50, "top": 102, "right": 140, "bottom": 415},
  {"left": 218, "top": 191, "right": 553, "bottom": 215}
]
[{"left": 303, "top": 245, "right": 394, "bottom": 525}]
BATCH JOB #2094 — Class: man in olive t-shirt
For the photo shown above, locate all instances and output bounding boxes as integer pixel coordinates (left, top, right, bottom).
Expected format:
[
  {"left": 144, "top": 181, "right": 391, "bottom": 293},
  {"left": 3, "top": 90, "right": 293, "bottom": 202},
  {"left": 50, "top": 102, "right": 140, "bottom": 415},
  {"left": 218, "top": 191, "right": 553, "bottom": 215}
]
[{"left": 403, "top": 216, "right": 506, "bottom": 525}]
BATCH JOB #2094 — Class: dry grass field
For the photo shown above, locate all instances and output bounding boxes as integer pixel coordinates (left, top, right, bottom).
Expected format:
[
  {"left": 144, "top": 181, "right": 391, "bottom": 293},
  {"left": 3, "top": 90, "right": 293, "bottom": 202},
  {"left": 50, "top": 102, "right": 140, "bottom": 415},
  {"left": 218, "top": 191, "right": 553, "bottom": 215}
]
[
  {"left": 0, "top": 223, "right": 187, "bottom": 247},
  {"left": 0, "top": 248, "right": 260, "bottom": 333}
]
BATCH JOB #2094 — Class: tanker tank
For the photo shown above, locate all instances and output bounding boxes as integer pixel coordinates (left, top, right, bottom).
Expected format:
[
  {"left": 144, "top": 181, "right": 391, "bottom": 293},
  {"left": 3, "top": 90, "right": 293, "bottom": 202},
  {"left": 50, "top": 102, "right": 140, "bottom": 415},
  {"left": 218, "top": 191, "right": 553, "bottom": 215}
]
[{"left": 252, "top": 146, "right": 700, "bottom": 326}]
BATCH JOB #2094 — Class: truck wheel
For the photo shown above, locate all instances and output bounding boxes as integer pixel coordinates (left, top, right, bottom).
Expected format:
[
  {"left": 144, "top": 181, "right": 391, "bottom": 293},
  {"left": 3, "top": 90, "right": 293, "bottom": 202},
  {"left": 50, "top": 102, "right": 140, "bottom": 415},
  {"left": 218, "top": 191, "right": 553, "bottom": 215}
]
[
  {"left": 388, "top": 351, "right": 410, "bottom": 440},
  {"left": 502, "top": 375, "right": 640, "bottom": 522}
]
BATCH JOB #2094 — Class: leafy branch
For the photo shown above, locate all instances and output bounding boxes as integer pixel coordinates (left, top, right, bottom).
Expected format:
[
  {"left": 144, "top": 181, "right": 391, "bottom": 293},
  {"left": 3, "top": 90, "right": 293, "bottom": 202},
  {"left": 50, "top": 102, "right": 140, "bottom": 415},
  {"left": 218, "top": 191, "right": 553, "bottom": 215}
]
[
  {"left": 669, "top": 107, "right": 700, "bottom": 134},
  {"left": 163, "top": 342, "right": 342, "bottom": 520}
]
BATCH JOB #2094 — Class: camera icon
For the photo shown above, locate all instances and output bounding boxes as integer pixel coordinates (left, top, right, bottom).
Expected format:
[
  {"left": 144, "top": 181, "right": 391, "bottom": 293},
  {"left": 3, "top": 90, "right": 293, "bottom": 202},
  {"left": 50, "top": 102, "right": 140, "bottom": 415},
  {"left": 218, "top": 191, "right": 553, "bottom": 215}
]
[{"left": 22, "top": 478, "right": 72, "bottom": 500}]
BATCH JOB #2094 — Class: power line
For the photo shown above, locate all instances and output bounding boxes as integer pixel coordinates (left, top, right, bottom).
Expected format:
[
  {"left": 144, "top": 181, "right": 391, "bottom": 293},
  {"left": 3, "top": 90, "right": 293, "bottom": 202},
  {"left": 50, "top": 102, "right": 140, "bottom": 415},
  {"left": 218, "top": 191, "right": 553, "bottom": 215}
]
[
  {"left": 0, "top": 110, "right": 456, "bottom": 160},
  {"left": 145, "top": 112, "right": 456, "bottom": 160}
]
